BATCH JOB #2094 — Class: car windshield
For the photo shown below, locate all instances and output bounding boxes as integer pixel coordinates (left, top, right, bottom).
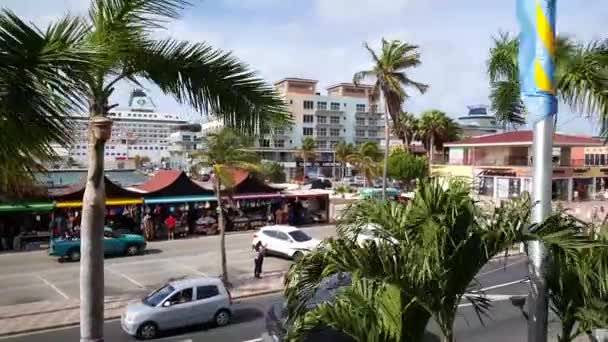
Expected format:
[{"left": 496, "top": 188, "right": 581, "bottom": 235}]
[
  {"left": 288, "top": 230, "right": 311, "bottom": 242},
  {"left": 143, "top": 284, "right": 175, "bottom": 307}
]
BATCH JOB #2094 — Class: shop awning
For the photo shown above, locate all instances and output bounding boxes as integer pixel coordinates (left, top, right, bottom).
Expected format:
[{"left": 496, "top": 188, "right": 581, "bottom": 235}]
[
  {"left": 144, "top": 195, "right": 216, "bottom": 204},
  {"left": 230, "top": 193, "right": 282, "bottom": 200},
  {"left": 0, "top": 202, "right": 55, "bottom": 213},
  {"left": 281, "top": 189, "right": 332, "bottom": 198},
  {"left": 56, "top": 198, "right": 143, "bottom": 208}
]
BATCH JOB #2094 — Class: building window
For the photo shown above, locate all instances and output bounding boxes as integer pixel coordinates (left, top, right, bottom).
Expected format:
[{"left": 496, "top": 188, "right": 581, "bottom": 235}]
[
  {"left": 274, "top": 140, "right": 285, "bottom": 148},
  {"left": 330, "top": 141, "right": 339, "bottom": 148},
  {"left": 259, "top": 139, "right": 270, "bottom": 147},
  {"left": 330, "top": 128, "right": 340, "bottom": 137},
  {"left": 368, "top": 118, "right": 377, "bottom": 125},
  {"left": 317, "top": 116, "right": 327, "bottom": 124},
  {"left": 303, "top": 115, "right": 314, "bottom": 123},
  {"left": 317, "top": 101, "right": 327, "bottom": 110},
  {"left": 368, "top": 130, "right": 377, "bottom": 137},
  {"left": 330, "top": 116, "right": 340, "bottom": 124},
  {"left": 356, "top": 104, "right": 366, "bottom": 112},
  {"left": 303, "top": 127, "right": 313, "bottom": 136},
  {"left": 356, "top": 130, "right": 365, "bottom": 137},
  {"left": 303, "top": 100, "right": 314, "bottom": 109},
  {"left": 330, "top": 102, "right": 340, "bottom": 111},
  {"left": 371, "top": 104, "right": 378, "bottom": 113},
  {"left": 318, "top": 128, "right": 327, "bottom": 136},
  {"left": 356, "top": 117, "right": 365, "bottom": 125},
  {"left": 317, "top": 141, "right": 327, "bottom": 149}
]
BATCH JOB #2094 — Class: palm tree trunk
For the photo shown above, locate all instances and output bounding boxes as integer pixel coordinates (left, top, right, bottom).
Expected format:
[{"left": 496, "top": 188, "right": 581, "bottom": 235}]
[
  {"left": 215, "top": 178, "right": 229, "bottom": 285},
  {"left": 80, "top": 117, "right": 110, "bottom": 342},
  {"left": 302, "top": 158, "right": 307, "bottom": 181},
  {"left": 382, "top": 110, "right": 389, "bottom": 200}
]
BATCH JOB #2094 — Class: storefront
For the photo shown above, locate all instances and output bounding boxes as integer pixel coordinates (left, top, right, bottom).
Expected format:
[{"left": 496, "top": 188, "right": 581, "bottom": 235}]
[
  {"left": 0, "top": 202, "right": 54, "bottom": 251},
  {"left": 280, "top": 190, "right": 330, "bottom": 226}
]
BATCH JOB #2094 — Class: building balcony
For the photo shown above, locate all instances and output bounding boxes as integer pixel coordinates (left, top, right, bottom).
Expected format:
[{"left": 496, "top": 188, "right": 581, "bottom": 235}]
[
  {"left": 315, "top": 110, "right": 344, "bottom": 116},
  {"left": 315, "top": 123, "right": 343, "bottom": 128},
  {"left": 432, "top": 156, "right": 586, "bottom": 168}
]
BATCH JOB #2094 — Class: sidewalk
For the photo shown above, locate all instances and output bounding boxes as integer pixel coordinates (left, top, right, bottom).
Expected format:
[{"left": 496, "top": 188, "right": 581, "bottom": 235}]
[{"left": 0, "top": 271, "right": 285, "bottom": 337}]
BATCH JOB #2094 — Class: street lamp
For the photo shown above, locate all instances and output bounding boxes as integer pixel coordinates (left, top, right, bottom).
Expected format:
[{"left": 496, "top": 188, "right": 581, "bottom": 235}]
[{"left": 517, "top": 1, "right": 557, "bottom": 341}]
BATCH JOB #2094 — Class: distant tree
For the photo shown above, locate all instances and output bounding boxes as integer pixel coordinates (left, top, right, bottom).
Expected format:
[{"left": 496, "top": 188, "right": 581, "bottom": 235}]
[
  {"left": 133, "top": 155, "right": 150, "bottom": 169},
  {"left": 392, "top": 112, "right": 419, "bottom": 148},
  {"left": 347, "top": 141, "right": 383, "bottom": 186},
  {"left": 418, "top": 110, "right": 460, "bottom": 163},
  {"left": 260, "top": 161, "right": 286, "bottom": 183},
  {"left": 299, "top": 137, "right": 317, "bottom": 180},
  {"left": 387, "top": 148, "right": 427, "bottom": 190},
  {"left": 334, "top": 141, "right": 356, "bottom": 179}
]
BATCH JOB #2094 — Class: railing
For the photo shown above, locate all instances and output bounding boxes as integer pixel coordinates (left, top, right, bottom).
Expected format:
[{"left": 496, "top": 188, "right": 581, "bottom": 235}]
[{"left": 433, "top": 157, "right": 588, "bottom": 168}]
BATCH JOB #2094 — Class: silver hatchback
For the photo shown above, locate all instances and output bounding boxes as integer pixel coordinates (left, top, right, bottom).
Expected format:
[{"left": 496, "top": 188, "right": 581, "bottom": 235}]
[{"left": 121, "top": 277, "right": 233, "bottom": 340}]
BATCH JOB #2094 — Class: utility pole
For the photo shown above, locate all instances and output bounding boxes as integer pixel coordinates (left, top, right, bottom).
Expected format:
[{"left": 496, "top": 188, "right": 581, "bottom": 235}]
[{"left": 517, "top": 1, "right": 558, "bottom": 341}]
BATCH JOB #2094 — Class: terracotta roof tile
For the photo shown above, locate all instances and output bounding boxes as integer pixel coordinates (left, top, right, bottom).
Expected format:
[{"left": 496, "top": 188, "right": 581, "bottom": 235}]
[
  {"left": 136, "top": 169, "right": 182, "bottom": 193},
  {"left": 445, "top": 131, "right": 603, "bottom": 147}
]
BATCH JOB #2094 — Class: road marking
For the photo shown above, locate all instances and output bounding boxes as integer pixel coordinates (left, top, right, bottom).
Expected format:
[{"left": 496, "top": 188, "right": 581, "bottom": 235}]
[
  {"left": 469, "top": 278, "right": 529, "bottom": 294},
  {"left": 106, "top": 267, "right": 146, "bottom": 289},
  {"left": 37, "top": 275, "right": 69, "bottom": 300},
  {"left": 242, "top": 339, "right": 263, "bottom": 342},
  {"left": 458, "top": 294, "right": 523, "bottom": 307},
  {"left": 476, "top": 258, "right": 526, "bottom": 277}
]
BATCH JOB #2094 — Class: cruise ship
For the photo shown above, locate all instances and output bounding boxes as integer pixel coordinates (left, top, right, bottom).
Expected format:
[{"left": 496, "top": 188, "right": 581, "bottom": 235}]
[{"left": 58, "top": 89, "right": 189, "bottom": 166}]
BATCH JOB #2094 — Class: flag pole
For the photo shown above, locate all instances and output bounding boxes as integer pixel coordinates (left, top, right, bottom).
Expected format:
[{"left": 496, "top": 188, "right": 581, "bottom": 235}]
[{"left": 517, "top": 1, "right": 558, "bottom": 341}]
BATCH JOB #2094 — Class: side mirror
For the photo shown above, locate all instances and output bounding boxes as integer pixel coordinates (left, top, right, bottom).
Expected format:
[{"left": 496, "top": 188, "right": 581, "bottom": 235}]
[{"left": 163, "top": 301, "right": 171, "bottom": 308}]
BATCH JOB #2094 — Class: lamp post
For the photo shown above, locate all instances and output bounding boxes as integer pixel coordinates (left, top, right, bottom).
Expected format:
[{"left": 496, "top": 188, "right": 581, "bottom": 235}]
[{"left": 517, "top": 1, "right": 558, "bottom": 341}]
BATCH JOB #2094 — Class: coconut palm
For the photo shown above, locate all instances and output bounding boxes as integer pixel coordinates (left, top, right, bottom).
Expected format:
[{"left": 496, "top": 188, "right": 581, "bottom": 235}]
[
  {"left": 192, "top": 128, "right": 259, "bottom": 284},
  {"left": 418, "top": 110, "right": 460, "bottom": 163},
  {"left": 353, "top": 39, "right": 428, "bottom": 199},
  {"left": 299, "top": 137, "right": 317, "bottom": 180},
  {"left": 334, "top": 141, "right": 356, "bottom": 180},
  {"left": 392, "top": 112, "right": 419, "bottom": 148},
  {"left": 347, "top": 141, "right": 382, "bottom": 187},
  {"left": 284, "top": 181, "right": 591, "bottom": 342},
  {"left": 487, "top": 32, "right": 608, "bottom": 129},
  {"left": 1, "top": 2, "right": 288, "bottom": 340}
]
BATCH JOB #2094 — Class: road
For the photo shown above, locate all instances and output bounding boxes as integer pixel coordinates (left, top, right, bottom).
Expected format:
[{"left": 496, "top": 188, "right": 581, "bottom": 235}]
[
  {"left": 1, "top": 255, "right": 536, "bottom": 342},
  {"left": 0, "top": 225, "right": 335, "bottom": 307}
]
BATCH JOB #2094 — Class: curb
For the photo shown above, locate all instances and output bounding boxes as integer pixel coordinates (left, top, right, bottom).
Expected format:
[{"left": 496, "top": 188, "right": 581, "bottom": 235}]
[{"left": 0, "top": 289, "right": 284, "bottom": 339}]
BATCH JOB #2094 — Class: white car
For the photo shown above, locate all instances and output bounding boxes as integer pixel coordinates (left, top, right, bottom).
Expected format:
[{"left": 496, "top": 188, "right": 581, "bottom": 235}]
[
  {"left": 352, "top": 224, "right": 398, "bottom": 247},
  {"left": 252, "top": 225, "right": 320, "bottom": 260}
]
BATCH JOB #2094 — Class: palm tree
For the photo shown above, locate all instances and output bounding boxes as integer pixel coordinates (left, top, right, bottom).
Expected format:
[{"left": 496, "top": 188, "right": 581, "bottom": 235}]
[
  {"left": 418, "top": 110, "right": 460, "bottom": 163},
  {"left": 334, "top": 141, "right": 355, "bottom": 180},
  {"left": 354, "top": 39, "right": 428, "bottom": 199},
  {"left": 299, "top": 137, "right": 316, "bottom": 180},
  {"left": 1, "top": 2, "right": 288, "bottom": 340},
  {"left": 487, "top": 32, "right": 608, "bottom": 129},
  {"left": 192, "top": 128, "right": 259, "bottom": 284},
  {"left": 347, "top": 141, "right": 382, "bottom": 187},
  {"left": 284, "top": 182, "right": 592, "bottom": 342},
  {"left": 392, "top": 111, "right": 419, "bottom": 148}
]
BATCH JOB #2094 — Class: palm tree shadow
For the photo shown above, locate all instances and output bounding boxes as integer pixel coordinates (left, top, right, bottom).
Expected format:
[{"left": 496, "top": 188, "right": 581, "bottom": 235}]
[{"left": 423, "top": 331, "right": 441, "bottom": 342}]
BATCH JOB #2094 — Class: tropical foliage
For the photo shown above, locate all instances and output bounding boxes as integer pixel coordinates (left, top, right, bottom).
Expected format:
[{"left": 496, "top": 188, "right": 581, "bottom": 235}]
[
  {"left": 260, "top": 161, "right": 287, "bottom": 183},
  {"left": 487, "top": 32, "right": 608, "bottom": 130},
  {"left": 347, "top": 141, "right": 383, "bottom": 186},
  {"left": 284, "top": 181, "right": 595, "bottom": 342},
  {"left": 192, "top": 128, "right": 259, "bottom": 284},
  {"left": 418, "top": 110, "right": 460, "bottom": 162},
  {"left": 392, "top": 112, "right": 419, "bottom": 148},
  {"left": 335, "top": 141, "right": 356, "bottom": 180},
  {"left": 387, "top": 148, "right": 427, "bottom": 190},
  {"left": 354, "top": 39, "right": 428, "bottom": 196},
  {"left": 299, "top": 137, "right": 317, "bottom": 179}
]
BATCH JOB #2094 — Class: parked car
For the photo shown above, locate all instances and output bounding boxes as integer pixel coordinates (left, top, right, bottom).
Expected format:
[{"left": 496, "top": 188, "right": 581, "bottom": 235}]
[
  {"left": 252, "top": 225, "right": 321, "bottom": 260},
  {"left": 49, "top": 227, "right": 146, "bottom": 262},
  {"left": 121, "top": 277, "right": 232, "bottom": 340},
  {"left": 349, "top": 223, "right": 398, "bottom": 247},
  {"left": 262, "top": 272, "right": 354, "bottom": 342}
]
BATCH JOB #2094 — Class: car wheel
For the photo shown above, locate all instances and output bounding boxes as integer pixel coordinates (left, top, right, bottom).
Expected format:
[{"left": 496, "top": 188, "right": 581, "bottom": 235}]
[
  {"left": 125, "top": 245, "right": 139, "bottom": 257},
  {"left": 137, "top": 322, "right": 158, "bottom": 340},
  {"left": 292, "top": 251, "right": 304, "bottom": 262},
  {"left": 214, "top": 309, "right": 231, "bottom": 327},
  {"left": 68, "top": 249, "right": 81, "bottom": 262}
]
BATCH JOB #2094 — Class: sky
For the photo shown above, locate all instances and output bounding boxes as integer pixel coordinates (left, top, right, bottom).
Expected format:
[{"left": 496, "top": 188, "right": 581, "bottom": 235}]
[{"left": 3, "top": 0, "right": 607, "bottom": 134}]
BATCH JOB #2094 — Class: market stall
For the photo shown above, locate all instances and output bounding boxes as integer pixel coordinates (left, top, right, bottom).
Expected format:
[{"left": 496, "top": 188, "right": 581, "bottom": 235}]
[
  {"left": 280, "top": 189, "right": 331, "bottom": 226},
  {"left": 0, "top": 202, "right": 54, "bottom": 251}
]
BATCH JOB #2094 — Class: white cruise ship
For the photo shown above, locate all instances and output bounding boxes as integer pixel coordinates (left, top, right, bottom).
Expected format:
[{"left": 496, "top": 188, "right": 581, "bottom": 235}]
[{"left": 59, "top": 89, "right": 189, "bottom": 166}]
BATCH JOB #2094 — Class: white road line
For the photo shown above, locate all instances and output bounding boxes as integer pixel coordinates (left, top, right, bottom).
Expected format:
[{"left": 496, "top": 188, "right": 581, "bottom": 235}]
[
  {"left": 476, "top": 258, "right": 527, "bottom": 277},
  {"left": 242, "top": 339, "right": 263, "bottom": 342},
  {"left": 458, "top": 294, "right": 522, "bottom": 307},
  {"left": 37, "top": 275, "right": 69, "bottom": 300},
  {"left": 470, "top": 278, "right": 529, "bottom": 293},
  {"left": 106, "top": 267, "right": 146, "bottom": 289}
]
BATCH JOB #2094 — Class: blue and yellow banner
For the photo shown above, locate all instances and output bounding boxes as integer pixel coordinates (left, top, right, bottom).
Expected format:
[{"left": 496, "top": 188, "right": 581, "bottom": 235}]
[{"left": 517, "top": 0, "right": 558, "bottom": 121}]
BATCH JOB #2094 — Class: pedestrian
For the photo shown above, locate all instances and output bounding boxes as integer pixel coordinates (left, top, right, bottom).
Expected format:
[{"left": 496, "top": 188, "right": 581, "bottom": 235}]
[
  {"left": 143, "top": 212, "right": 154, "bottom": 241},
  {"left": 165, "top": 214, "right": 176, "bottom": 240},
  {"left": 254, "top": 244, "right": 265, "bottom": 278}
]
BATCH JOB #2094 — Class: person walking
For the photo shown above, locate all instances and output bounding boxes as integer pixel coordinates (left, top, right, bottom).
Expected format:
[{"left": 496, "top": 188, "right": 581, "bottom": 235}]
[
  {"left": 165, "top": 214, "right": 176, "bottom": 240},
  {"left": 253, "top": 244, "right": 265, "bottom": 278}
]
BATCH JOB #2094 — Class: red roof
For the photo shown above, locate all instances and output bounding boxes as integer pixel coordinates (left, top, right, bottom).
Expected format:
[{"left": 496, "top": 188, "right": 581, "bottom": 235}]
[
  {"left": 137, "top": 170, "right": 182, "bottom": 193},
  {"left": 445, "top": 131, "right": 603, "bottom": 147}
]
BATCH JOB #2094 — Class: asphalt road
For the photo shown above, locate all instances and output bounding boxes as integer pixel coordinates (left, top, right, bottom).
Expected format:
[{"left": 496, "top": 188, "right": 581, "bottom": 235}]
[
  {"left": 1, "top": 255, "right": 534, "bottom": 342},
  {"left": 0, "top": 225, "right": 335, "bottom": 307}
]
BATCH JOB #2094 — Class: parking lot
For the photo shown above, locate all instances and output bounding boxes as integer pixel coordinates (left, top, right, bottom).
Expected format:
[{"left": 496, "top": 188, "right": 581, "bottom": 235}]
[{"left": 0, "top": 225, "right": 335, "bottom": 307}]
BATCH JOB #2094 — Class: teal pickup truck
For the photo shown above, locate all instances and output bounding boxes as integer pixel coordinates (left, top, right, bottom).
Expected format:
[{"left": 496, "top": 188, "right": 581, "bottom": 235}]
[{"left": 50, "top": 227, "right": 146, "bottom": 262}]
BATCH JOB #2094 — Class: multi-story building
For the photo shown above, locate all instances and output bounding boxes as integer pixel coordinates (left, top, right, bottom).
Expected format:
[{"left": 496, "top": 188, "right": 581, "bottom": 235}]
[
  {"left": 54, "top": 90, "right": 190, "bottom": 168},
  {"left": 167, "top": 123, "right": 202, "bottom": 170},
  {"left": 457, "top": 105, "right": 506, "bottom": 137},
  {"left": 252, "top": 77, "right": 386, "bottom": 179}
]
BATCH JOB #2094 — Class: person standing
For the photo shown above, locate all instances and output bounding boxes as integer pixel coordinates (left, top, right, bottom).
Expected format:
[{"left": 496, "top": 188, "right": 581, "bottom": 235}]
[
  {"left": 165, "top": 214, "right": 176, "bottom": 240},
  {"left": 253, "top": 244, "right": 265, "bottom": 278},
  {"left": 143, "top": 212, "right": 154, "bottom": 241}
]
